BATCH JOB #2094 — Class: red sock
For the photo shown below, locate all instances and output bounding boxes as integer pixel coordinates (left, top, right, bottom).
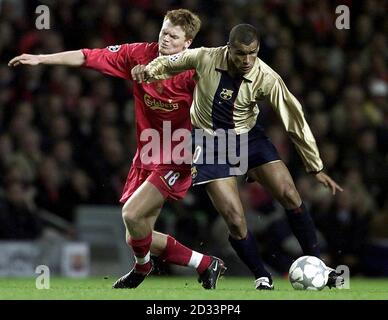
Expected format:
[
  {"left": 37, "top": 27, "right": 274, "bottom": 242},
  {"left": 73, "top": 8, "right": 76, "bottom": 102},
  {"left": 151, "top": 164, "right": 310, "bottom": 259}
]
[
  {"left": 197, "top": 255, "right": 212, "bottom": 274},
  {"left": 128, "top": 234, "right": 152, "bottom": 274},
  {"left": 158, "top": 235, "right": 212, "bottom": 274}
]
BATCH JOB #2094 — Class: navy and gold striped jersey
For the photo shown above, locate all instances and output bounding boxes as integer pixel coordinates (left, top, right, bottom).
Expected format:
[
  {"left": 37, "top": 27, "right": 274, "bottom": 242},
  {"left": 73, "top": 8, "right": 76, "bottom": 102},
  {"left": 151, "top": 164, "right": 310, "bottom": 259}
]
[{"left": 146, "top": 46, "right": 323, "bottom": 173}]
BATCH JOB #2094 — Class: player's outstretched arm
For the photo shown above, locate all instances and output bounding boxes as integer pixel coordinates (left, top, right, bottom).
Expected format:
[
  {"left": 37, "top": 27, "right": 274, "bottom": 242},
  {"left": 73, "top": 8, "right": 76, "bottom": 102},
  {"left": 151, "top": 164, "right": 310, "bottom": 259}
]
[
  {"left": 8, "top": 50, "right": 85, "bottom": 67},
  {"left": 314, "top": 171, "right": 343, "bottom": 195},
  {"left": 143, "top": 48, "right": 202, "bottom": 82}
]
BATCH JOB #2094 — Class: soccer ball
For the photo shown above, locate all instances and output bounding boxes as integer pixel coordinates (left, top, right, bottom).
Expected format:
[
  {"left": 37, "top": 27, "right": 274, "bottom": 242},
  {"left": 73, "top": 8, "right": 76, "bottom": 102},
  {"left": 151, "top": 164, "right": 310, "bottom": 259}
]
[{"left": 289, "top": 256, "right": 329, "bottom": 290}]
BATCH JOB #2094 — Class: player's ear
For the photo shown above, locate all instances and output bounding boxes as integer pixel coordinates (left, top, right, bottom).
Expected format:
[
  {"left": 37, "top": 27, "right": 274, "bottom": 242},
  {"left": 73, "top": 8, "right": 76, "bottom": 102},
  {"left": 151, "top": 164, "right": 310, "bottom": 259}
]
[{"left": 184, "top": 39, "right": 192, "bottom": 49}]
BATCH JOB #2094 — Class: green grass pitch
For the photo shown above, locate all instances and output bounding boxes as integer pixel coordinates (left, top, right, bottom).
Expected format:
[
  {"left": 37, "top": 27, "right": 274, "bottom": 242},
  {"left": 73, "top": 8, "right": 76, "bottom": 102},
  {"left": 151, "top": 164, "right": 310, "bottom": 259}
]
[{"left": 0, "top": 276, "right": 387, "bottom": 300}]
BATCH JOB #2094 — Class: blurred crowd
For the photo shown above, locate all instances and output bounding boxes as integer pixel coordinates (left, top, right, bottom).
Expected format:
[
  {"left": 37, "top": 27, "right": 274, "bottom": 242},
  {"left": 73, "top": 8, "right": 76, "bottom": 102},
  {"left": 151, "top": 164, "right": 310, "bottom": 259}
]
[{"left": 0, "top": 0, "right": 387, "bottom": 276}]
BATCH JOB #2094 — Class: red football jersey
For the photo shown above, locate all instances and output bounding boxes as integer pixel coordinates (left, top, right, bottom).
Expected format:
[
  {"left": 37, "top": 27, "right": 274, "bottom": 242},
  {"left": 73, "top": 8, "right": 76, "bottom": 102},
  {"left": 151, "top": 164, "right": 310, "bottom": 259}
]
[{"left": 82, "top": 43, "right": 195, "bottom": 170}]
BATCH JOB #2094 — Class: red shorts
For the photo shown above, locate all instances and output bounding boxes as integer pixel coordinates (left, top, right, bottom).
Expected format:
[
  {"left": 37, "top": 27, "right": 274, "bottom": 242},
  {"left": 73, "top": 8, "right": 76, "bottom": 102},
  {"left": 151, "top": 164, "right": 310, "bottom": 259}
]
[{"left": 120, "top": 166, "right": 192, "bottom": 204}]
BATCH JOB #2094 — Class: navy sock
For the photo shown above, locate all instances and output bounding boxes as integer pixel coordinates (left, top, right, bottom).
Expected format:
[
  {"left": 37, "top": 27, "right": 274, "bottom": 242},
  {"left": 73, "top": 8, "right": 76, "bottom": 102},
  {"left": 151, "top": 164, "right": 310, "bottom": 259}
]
[
  {"left": 229, "top": 230, "right": 271, "bottom": 279},
  {"left": 285, "top": 203, "right": 320, "bottom": 257}
]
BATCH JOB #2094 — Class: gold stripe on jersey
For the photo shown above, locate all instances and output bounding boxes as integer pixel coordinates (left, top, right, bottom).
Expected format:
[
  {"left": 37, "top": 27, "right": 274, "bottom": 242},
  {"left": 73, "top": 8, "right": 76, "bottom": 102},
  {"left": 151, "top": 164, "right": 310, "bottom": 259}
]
[{"left": 146, "top": 46, "right": 323, "bottom": 173}]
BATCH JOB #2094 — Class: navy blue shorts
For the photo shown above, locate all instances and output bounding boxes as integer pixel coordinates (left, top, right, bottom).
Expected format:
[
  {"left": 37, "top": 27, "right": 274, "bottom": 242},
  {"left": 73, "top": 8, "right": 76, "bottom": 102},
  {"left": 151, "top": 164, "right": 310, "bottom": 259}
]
[{"left": 191, "top": 123, "right": 280, "bottom": 185}]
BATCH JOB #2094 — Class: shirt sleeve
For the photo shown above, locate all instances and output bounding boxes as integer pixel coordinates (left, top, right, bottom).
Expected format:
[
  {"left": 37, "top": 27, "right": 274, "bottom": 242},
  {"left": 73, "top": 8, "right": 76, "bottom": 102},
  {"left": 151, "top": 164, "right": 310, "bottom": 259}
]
[
  {"left": 145, "top": 48, "right": 202, "bottom": 80},
  {"left": 81, "top": 44, "right": 132, "bottom": 80},
  {"left": 268, "top": 77, "right": 324, "bottom": 173}
]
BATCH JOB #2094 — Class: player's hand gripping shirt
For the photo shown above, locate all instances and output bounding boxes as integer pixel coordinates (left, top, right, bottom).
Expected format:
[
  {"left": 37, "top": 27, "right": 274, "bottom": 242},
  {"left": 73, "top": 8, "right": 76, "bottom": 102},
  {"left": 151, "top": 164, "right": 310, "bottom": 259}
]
[
  {"left": 146, "top": 46, "right": 323, "bottom": 173},
  {"left": 81, "top": 43, "right": 195, "bottom": 171}
]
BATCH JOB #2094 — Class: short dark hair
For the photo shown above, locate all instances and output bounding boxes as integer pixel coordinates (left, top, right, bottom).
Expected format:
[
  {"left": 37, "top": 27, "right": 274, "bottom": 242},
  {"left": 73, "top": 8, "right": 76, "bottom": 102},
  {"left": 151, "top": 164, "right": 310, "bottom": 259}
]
[
  {"left": 164, "top": 9, "right": 201, "bottom": 40},
  {"left": 229, "top": 24, "right": 259, "bottom": 46}
]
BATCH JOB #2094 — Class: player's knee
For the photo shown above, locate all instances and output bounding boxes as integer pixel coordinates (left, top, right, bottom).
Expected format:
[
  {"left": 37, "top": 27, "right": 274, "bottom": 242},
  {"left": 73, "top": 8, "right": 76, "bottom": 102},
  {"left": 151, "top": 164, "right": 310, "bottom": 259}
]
[{"left": 122, "top": 205, "right": 141, "bottom": 226}]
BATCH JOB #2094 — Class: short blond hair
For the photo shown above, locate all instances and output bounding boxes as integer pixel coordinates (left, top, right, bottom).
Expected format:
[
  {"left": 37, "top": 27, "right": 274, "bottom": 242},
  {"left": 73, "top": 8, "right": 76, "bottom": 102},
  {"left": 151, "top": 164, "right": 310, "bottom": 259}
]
[{"left": 164, "top": 9, "right": 201, "bottom": 40}]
